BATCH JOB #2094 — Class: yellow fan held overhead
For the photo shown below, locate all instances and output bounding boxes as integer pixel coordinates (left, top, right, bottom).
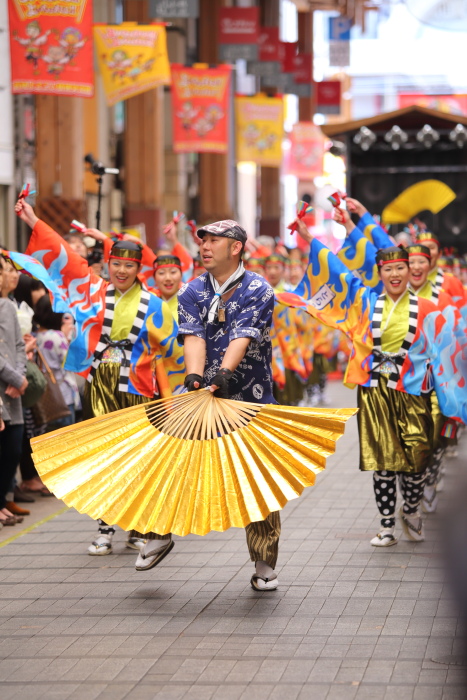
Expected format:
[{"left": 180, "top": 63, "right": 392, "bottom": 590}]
[
  {"left": 382, "top": 179, "right": 456, "bottom": 225},
  {"left": 31, "top": 390, "right": 357, "bottom": 538}
]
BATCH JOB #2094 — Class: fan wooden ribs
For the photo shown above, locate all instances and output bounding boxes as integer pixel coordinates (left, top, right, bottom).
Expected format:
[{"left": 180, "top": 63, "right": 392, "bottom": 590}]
[{"left": 146, "top": 390, "right": 261, "bottom": 440}]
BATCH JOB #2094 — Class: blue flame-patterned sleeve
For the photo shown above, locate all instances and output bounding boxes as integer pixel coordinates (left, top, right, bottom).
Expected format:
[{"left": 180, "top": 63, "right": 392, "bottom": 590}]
[
  {"left": 177, "top": 280, "right": 207, "bottom": 342},
  {"left": 293, "top": 238, "right": 373, "bottom": 332},
  {"left": 420, "top": 307, "right": 467, "bottom": 423},
  {"left": 358, "top": 212, "right": 393, "bottom": 250},
  {"left": 337, "top": 226, "right": 383, "bottom": 293},
  {"left": 6, "top": 251, "right": 71, "bottom": 313}
]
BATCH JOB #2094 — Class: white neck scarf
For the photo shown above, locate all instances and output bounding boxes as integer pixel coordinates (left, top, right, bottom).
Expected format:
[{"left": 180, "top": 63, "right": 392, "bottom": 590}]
[{"left": 208, "top": 262, "right": 245, "bottom": 323}]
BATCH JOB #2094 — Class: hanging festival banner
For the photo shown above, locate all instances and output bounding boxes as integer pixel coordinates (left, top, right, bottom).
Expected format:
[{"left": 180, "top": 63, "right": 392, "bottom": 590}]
[
  {"left": 398, "top": 93, "right": 467, "bottom": 114},
  {"left": 93, "top": 23, "right": 170, "bottom": 106},
  {"left": 285, "top": 122, "right": 324, "bottom": 179},
  {"left": 235, "top": 94, "right": 283, "bottom": 167},
  {"left": 171, "top": 64, "right": 231, "bottom": 154},
  {"left": 8, "top": 0, "right": 94, "bottom": 97}
]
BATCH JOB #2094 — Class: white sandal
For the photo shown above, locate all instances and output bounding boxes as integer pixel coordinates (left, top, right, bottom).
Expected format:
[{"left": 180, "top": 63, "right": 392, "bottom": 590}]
[
  {"left": 370, "top": 529, "right": 398, "bottom": 547},
  {"left": 399, "top": 508, "right": 424, "bottom": 542},
  {"left": 135, "top": 540, "right": 174, "bottom": 571},
  {"left": 250, "top": 573, "right": 279, "bottom": 591}
]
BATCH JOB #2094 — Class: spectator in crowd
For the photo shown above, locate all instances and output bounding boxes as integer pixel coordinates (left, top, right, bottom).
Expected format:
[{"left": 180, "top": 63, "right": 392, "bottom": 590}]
[
  {"left": 63, "top": 232, "right": 88, "bottom": 259},
  {"left": 0, "top": 265, "right": 39, "bottom": 513},
  {"left": 13, "top": 275, "right": 49, "bottom": 498},
  {"left": 1, "top": 259, "right": 20, "bottom": 300},
  {"left": 0, "top": 258, "right": 28, "bottom": 526},
  {"left": 14, "top": 274, "right": 47, "bottom": 310},
  {"left": 34, "top": 295, "right": 80, "bottom": 430}
]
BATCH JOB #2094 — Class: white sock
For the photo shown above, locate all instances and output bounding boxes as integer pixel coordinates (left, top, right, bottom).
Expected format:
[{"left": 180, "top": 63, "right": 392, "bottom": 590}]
[
  {"left": 255, "top": 560, "right": 274, "bottom": 580},
  {"left": 143, "top": 538, "right": 170, "bottom": 555}
]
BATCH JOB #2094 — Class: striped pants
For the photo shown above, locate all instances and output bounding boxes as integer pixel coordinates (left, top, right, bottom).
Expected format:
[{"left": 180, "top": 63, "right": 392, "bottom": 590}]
[{"left": 146, "top": 511, "right": 281, "bottom": 569}]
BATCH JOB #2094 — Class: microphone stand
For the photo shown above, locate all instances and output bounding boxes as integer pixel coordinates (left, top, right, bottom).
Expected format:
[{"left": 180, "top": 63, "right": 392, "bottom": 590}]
[
  {"left": 95, "top": 174, "right": 103, "bottom": 230},
  {"left": 84, "top": 154, "right": 119, "bottom": 232}
]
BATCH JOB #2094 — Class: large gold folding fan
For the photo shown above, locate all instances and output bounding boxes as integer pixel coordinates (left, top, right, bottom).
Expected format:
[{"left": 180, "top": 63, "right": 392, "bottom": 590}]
[
  {"left": 31, "top": 390, "right": 357, "bottom": 537},
  {"left": 382, "top": 179, "right": 456, "bottom": 224}
]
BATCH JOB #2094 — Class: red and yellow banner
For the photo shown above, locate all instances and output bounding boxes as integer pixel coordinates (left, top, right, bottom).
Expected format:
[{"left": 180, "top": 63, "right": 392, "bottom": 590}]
[
  {"left": 398, "top": 93, "right": 467, "bottom": 115},
  {"left": 171, "top": 64, "right": 231, "bottom": 154},
  {"left": 94, "top": 23, "right": 170, "bottom": 106},
  {"left": 235, "top": 94, "right": 283, "bottom": 166},
  {"left": 8, "top": 0, "right": 93, "bottom": 97},
  {"left": 285, "top": 122, "right": 324, "bottom": 179}
]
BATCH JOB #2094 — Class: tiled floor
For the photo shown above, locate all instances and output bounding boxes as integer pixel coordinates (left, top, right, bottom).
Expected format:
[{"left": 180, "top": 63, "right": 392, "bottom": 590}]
[{"left": 0, "top": 382, "right": 465, "bottom": 699}]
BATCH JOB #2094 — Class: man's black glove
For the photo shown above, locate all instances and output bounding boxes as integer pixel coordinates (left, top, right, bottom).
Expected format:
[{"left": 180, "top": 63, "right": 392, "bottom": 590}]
[
  {"left": 184, "top": 373, "right": 204, "bottom": 392},
  {"left": 210, "top": 368, "right": 233, "bottom": 399}
]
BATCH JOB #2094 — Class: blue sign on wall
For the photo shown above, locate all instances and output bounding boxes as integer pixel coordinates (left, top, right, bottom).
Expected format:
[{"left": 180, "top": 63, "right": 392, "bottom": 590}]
[{"left": 328, "top": 16, "right": 352, "bottom": 41}]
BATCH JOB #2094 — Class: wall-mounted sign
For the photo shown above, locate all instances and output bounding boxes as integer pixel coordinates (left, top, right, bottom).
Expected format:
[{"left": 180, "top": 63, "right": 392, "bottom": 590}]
[
  {"left": 219, "top": 7, "right": 259, "bottom": 62},
  {"left": 316, "top": 80, "right": 341, "bottom": 114},
  {"left": 287, "top": 80, "right": 312, "bottom": 98},
  {"left": 328, "top": 15, "right": 351, "bottom": 67},
  {"left": 261, "top": 73, "right": 291, "bottom": 92},
  {"left": 280, "top": 41, "right": 298, "bottom": 73},
  {"left": 219, "top": 7, "right": 259, "bottom": 44},
  {"left": 247, "top": 61, "right": 280, "bottom": 79},
  {"left": 259, "top": 27, "right": 280, "bottom": 61},
  {"left": 328, "top": 16, "right": 352, "bottom": 40},
  {"left": 149, "top": 0, "right": 199, "bottom": 18},
  {"left": 219, "top": 44, "right": 258, "bottom": 61},
  {"left": 292, "top": 54, "right": 312, "bottom": 84}
]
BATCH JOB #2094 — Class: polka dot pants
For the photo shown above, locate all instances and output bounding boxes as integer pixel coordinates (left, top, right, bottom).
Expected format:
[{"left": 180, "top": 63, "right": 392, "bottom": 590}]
[
  {"left": 373, "top": 470, "right": 426, "bottom": 528},
  {"left": 425, "top": 447, "right": 444, "bottom": 488}
]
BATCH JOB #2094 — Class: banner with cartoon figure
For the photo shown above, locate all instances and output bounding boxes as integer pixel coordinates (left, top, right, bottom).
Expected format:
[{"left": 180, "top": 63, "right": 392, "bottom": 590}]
[
  {"left": 285, "top": 122, "right": 324, "bottom": 179},
  {"left": 8, "top": 0, "right": 93, "bottom": 97},
  {"left": 94, "top": 23, "right": 171, "bottom": 106},
  {"left": 171, "top": 65, "right": 231, "bottom": 154},
  {"left": 235, "top": 94, "right": 283, "bottom": 166}
]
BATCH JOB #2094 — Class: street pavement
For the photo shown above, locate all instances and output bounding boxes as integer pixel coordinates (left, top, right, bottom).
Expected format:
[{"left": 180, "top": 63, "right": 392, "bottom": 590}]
[{"left": 0, "top": 381, "right": 466, "bottom": 700}]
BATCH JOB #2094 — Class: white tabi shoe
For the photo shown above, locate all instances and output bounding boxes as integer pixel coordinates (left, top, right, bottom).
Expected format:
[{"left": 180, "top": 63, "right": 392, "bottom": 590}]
[
  {"left": 399, "top": 508, "right": 425, "bottom": 542},
  {"left": 250, "top": 574, "right": 279, "bottom": 591},
  {"left": 126, "top": 537, "right": 147, "bottom": 550},
  {"left": 421, "top": 487, "right": 438, "bottom": 514},
  {"left": 250, "top": 561, "right": 279, "bottom": 591},
  {"left": 88, "top": 534, "right": 113, "bottom": 556},
  {"left": 135, "top": 539, "right": 174, "bottom": 571},
  {"left": 370, "top": 528, "right": 398, "bottom": 547},
  {"left": 445, "top": 445, "right": 458, "bottom": 459}
]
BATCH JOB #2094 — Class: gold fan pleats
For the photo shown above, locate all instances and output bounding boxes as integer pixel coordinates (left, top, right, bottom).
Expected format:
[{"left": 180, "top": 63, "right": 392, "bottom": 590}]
[
  {"left": 31, "top": 390, "right": 357, "bottom": 537},
  {"left": 382, "top": 179, "right": 456, "bottom": 224}
]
